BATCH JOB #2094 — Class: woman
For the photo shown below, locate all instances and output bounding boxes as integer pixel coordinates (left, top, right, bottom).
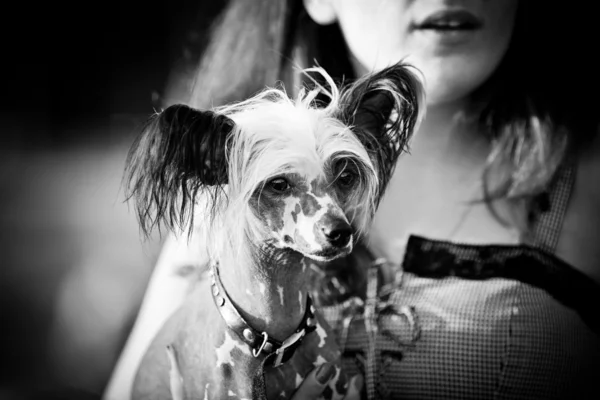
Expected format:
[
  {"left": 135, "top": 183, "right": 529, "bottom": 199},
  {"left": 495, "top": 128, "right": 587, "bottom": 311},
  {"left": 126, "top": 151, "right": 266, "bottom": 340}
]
[{"left": 105, "top": 0, "right": 600, "bottom": 399}]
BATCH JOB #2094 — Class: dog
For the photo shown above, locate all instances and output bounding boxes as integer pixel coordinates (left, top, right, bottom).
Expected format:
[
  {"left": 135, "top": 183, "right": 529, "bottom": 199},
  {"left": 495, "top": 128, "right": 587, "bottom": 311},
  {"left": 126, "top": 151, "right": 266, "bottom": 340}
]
[{"left": 123, "top": 62, "right": 423, "bottom": 400}]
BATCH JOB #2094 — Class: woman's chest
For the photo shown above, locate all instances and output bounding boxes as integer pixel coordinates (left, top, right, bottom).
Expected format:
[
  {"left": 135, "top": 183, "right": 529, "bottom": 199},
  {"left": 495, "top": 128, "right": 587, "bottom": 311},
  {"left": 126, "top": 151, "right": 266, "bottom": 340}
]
[
  {"left": 370, "top": 147, "right": 600, "bottom": 283},
  {"left": 369, "top": 158, "right": 522, "bottom": 265},
  {"left": 322, "top": 275, "right": 600, "bottom": 399}
]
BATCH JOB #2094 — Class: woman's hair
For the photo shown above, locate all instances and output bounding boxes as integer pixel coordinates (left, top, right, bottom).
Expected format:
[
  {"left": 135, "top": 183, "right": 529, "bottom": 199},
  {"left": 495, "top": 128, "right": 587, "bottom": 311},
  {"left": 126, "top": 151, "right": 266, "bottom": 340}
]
[
  {"left": 471, "top": 1, "right": 598, "bottom": 207},
  {"left": 182, "top": 0, "right": 352, "bottom": 109},
  {"left": 166, "top": 0, "right": 598, "bottom": 229}
]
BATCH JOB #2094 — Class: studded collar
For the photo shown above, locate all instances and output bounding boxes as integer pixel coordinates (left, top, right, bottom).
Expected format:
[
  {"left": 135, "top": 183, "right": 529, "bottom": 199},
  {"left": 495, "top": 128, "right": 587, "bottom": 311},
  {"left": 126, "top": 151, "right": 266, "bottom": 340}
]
[{"left": 210, "top": 265, "right": 317, "bottom": 367}]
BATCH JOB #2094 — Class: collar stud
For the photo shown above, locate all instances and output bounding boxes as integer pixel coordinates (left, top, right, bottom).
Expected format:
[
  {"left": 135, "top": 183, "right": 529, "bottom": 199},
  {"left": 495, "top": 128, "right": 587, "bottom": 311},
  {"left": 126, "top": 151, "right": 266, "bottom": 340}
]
[{"left": 243, "top": 328, "right": 255, "bottom": 342}]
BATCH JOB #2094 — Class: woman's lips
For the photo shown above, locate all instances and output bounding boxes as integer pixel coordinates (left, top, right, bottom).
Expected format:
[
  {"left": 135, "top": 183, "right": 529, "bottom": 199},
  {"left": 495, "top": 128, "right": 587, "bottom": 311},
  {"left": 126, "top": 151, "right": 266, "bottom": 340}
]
[
  {"left": 410, "top": 9, "right": 483, "bottom": 47},
  {"left": 413, "top": 9, "right": 483, "bottom": 31}
]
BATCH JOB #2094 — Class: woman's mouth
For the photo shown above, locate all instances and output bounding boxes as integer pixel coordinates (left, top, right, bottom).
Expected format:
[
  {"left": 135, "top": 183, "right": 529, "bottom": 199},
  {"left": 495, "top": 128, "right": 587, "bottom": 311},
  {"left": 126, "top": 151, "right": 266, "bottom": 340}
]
[
  {"left": 411, "top": 9, "right": 483, "bottom": 47},
  {"left": 413, "top": 9, "right": 483, "bottom": 32}
]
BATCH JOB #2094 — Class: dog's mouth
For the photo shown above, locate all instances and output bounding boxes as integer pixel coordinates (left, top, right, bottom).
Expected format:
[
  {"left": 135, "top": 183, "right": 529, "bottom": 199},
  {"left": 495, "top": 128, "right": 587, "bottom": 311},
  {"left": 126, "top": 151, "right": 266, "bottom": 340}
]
[
  {"left": 303, "top": 244, "right": 353, "bottom": 263},
  {"left": 266, "top": 235, "right": 353, "bottom": 262}
]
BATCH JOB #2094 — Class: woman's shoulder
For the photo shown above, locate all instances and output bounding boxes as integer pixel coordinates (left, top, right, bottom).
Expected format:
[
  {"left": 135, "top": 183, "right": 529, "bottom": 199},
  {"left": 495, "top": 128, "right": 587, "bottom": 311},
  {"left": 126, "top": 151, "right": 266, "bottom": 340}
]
[
  {"left": 574, "top": 124, "right": 600, "bottom": 176},
  {"left": 556, "top": 126, "right": 600, "bottom": 284}
]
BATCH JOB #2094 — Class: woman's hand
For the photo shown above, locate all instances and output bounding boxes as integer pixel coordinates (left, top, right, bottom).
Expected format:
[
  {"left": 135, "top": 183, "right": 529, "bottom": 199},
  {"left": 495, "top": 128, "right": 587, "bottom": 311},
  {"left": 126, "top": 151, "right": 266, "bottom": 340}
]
[{"left": 291, "top": 363, "right": 363, "bottom": 399}]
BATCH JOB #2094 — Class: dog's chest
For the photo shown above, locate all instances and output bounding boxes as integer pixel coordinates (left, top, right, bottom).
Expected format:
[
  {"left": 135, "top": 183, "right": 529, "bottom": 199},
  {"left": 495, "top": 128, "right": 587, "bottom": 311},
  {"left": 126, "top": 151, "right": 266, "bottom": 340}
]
[
  {"left": 134, "top": 278, "right": 347, "bottom": 399},
  {"left": 177, "top": 305, "right": 346, "bottom": 399}
]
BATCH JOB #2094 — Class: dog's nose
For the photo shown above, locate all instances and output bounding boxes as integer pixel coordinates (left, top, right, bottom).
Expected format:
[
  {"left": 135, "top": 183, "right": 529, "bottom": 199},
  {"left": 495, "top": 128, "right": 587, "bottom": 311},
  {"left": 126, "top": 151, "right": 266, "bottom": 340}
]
[{"left": 322, "top": 220, "right": 352, "bottom": 247}]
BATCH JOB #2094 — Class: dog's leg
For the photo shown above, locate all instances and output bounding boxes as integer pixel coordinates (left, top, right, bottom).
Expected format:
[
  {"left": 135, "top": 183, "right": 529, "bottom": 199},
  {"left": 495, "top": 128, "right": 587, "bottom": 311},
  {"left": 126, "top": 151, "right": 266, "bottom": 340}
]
[{"left": 166, "top": 344, "right": 184, "bottom": 400}]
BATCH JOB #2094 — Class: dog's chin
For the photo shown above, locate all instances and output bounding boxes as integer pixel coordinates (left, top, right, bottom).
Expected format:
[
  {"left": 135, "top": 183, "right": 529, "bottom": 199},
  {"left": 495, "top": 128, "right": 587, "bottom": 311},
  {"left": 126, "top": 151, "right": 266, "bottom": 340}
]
[{"left": 302, "top": 245, "right": 353, "bottom": 263}]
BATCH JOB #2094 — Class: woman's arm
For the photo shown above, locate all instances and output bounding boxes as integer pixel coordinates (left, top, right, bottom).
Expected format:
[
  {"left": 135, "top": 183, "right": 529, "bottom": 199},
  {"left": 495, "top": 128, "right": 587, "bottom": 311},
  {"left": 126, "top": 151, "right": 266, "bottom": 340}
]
[{"left": 102, "top": 233, "right": 207, "bottom": 400}]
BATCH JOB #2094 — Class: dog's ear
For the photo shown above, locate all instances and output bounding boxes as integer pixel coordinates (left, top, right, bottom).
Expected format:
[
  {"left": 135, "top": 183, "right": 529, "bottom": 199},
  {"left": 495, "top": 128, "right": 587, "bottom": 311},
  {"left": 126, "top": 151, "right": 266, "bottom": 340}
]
[
  {"left": 339, "top": 62, "right": 425, "bottom": 199},
  {"left": 123, "top": 104, "right": 235, "bottom": 237}
]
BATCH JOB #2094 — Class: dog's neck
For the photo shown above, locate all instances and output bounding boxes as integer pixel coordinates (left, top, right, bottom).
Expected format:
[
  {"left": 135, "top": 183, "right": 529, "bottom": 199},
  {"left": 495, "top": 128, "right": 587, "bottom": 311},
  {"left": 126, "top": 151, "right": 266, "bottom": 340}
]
[{"left": 217, "top": 242, "right": 312, "bottom": 342}]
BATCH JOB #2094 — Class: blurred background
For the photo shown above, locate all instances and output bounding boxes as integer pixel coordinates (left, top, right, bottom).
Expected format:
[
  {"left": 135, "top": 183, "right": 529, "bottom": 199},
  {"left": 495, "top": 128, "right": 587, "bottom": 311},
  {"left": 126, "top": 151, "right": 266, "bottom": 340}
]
[{"left": 1, "top": 1, "right": 223, "bottom": 398}]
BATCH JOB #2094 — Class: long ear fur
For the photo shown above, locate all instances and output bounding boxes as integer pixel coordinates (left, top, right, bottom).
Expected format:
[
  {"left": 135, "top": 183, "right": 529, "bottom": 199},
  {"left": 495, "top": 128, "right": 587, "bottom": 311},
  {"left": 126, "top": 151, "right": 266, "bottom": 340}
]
[
  {"left": 123, "top": 104, "right": 235, "bottom": 237},
  {"left": 338, "top": 62, "right": 425, "bottom": 200}
]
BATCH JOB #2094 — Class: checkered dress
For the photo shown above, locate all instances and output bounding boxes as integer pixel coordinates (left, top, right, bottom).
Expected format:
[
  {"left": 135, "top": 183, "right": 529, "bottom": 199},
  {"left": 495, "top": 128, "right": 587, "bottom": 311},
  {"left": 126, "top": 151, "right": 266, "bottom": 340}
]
[{"left": 316, "top": 158, "right": 600, "bottom": 400}]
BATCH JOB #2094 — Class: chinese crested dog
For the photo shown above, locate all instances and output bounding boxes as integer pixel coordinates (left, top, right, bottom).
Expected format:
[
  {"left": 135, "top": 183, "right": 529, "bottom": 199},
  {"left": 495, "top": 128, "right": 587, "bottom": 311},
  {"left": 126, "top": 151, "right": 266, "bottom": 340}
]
[{"left": 124, "top": 62, "right": 424, "bottom": 399}]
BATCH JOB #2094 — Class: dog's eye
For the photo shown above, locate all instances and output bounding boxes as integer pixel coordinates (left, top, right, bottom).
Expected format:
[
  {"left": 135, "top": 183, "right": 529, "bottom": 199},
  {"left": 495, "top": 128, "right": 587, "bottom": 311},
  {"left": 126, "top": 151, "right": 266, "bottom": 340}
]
[
  {"left": 268, "top": 178, "right": 290, "bottom": 193},
  {"left": 337, "top": 170, "right": 357, "bottom": 187}
]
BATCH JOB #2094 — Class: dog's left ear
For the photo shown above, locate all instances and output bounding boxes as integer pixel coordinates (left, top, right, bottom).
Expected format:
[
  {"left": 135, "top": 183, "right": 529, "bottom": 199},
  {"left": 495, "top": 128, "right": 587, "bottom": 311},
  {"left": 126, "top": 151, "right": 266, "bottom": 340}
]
[{"left": 338, "top": 62, "right": 425, "bottom": 199}]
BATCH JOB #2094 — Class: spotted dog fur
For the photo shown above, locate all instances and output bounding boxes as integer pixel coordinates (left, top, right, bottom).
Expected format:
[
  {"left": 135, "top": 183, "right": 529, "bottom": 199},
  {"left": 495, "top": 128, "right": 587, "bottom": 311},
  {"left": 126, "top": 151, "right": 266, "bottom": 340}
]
[{"left": 124, "top": 62, "right": 424, "bottom": 399}]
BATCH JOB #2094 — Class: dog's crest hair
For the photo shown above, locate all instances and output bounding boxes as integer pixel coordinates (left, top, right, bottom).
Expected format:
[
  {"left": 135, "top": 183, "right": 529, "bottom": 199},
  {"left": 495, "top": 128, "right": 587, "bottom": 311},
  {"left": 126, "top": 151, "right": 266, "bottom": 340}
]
[{"left": 124, "top": 62, "right": 424, "bottom": 261}]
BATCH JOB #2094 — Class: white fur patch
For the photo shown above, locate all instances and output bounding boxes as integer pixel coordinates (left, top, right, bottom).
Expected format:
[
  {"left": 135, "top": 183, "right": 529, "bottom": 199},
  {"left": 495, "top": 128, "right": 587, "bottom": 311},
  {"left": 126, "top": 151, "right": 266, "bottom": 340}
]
[
  {"left": 295, "top": 192, "right": 334, "bottom": 251},
  {"left": 285, "top": 196, "right": 302, "bottom": 226},
  {"left": 272, "top": 196, "right": 302, "bottom": 246},
  {"left": 277, "top": 285, "right": 284, "bottom": 306},
  {"left": 314, "top": 354, "right": 327, "bottom": 366},
  {"left": 215, "top": 331, "right": 251, "bottom": 367},
  {"left": 295, "top": 373, "right": 303, "bottom": 388},
  {"left": 315, "top": 322, "right": 328, "bottom": 348}
]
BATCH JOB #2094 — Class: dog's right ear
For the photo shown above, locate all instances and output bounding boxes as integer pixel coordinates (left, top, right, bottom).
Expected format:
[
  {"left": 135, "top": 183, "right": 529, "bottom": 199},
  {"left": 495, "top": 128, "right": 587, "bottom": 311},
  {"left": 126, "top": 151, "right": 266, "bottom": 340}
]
[
  {"left": 337, "top": 62, "right": 425, "bottom": 202},
  {"left": 123, "top": 104, "right": 235, "bottom": 237}
]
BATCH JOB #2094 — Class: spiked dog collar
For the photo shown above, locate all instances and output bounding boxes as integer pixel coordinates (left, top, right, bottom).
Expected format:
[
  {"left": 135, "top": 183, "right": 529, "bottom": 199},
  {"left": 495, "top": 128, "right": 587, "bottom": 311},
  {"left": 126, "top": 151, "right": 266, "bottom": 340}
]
[{"left": 209, "top": 265, "right": 317, "bottom": 367}]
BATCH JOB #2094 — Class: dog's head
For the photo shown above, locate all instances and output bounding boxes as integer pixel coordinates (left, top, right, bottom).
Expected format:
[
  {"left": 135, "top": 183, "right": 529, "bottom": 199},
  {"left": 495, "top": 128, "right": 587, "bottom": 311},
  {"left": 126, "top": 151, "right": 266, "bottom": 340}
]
[{"left": 124, "top": 62, "right": 424, "bottom": 262}]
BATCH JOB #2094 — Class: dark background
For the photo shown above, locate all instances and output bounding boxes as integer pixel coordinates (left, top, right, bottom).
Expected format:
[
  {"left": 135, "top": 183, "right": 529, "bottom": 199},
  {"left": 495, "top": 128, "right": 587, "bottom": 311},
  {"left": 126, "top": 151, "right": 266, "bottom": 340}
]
[{"left": 1, "top": 1, "right": 223, "bottom": 397}]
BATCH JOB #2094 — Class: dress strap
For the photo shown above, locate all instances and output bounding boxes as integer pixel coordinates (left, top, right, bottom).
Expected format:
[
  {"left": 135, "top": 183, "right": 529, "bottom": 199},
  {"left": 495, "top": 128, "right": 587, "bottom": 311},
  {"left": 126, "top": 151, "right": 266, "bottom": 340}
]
[{"left": 524, "top": 154, "right": 577, "bottom": 254}]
